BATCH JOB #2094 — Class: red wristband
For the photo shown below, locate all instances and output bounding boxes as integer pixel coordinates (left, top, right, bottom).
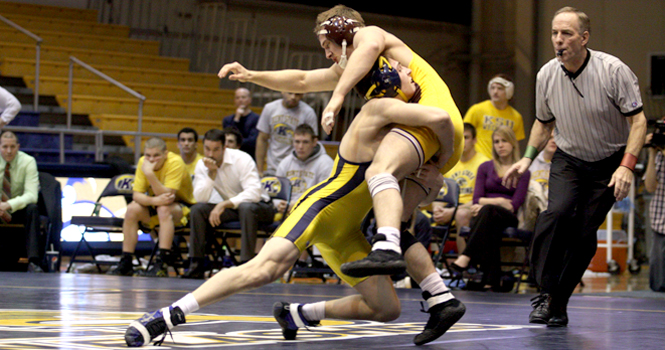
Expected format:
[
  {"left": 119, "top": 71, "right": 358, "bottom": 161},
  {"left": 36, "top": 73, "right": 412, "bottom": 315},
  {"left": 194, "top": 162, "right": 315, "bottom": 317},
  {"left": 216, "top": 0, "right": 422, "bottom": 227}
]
[{"left": 620, "top": 153, "right": 637, "bottom": 172}]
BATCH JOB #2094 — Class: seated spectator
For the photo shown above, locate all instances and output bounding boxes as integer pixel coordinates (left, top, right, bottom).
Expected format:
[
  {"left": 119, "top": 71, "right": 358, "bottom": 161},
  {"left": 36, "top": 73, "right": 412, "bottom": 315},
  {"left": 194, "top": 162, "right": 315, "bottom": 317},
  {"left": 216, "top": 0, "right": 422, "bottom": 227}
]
[
  {"left": 223, "top": 126, "right": 243, "bottom": 150},
  {"left": 521, "top": 136, "right": 557, "bottom": 230},
  {"left": 275, "top": 124, "right": 333, "bottom": 213},
  {"left": 463, "top": 74, "right": 525, "bottom": 159},
  {"left": 222, "top": 87, "right": 259, "bottom": 158},
  {"left": 0, "top": 86, "right": 21, "bottom": 128},
  {"left": 0, "top": 131, "right": 41, "bottom": 272},
  {"left": 183, "top": 129, "right": 275, "bottom": 279},
  {"left": 177, "top": 127, "right": 203, "bottom": 177},
  {"left": 643, "top": 131, "right": 665, "bottom": 292},
  {"left": 450, "top": 126, "right": 530, "bottom": 290},
  {"left": 255, "top": 92, "right": 318, "bottom": 176},
  {"left": 433, "top": 123, "right": 489, "bottom": 253},
  {"left": 108, "top": 137, "right": 195, "bottom": 277}
]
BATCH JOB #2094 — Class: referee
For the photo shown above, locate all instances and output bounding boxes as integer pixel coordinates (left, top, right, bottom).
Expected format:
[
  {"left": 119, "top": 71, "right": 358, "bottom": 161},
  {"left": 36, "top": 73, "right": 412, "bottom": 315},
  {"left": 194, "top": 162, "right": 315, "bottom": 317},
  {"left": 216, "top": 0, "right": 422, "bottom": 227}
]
[{"left": 503, "top": 6, "right": 646, "bottom": 327}]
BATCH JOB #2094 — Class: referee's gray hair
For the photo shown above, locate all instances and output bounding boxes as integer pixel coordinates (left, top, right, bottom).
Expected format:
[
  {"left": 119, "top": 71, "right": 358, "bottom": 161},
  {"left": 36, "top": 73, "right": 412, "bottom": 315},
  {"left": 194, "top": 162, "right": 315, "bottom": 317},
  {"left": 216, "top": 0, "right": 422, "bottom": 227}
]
[{"left": 554, "top": 6, "right": 591, "bottom": 35}]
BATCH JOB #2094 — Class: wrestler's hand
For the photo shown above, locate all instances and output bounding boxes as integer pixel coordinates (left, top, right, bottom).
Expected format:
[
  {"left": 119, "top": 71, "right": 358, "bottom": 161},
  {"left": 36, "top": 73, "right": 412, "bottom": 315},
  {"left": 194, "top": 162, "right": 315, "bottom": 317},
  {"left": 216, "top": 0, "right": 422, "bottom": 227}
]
[
  {"left": 502, "top": 158, "right": 532, "bottom": 188},
  {"left": 414, "top": 163, "right": 443, "bottom": 191},
  {"left": 609, "top": 166, "right": 634, "bottom": 201},
  {"left": 321, "top": 95, "right": 344, "bottom": 135},
  {"left": 218, "top": 62, "right": 252, "bottom": 82}
]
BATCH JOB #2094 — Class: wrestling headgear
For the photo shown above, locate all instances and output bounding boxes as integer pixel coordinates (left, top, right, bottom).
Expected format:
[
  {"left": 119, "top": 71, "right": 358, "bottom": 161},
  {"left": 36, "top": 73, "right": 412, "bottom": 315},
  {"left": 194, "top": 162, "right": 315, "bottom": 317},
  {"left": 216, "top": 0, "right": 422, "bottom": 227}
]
[
  {"left": 487, "top": 76, "right": 514, "bottom": 100},
  {"left": 317, "top": 16, "right": 362, "bottom": 69},
  {"left": 355, "top": 56, "right": 407, "bottom": 101}
]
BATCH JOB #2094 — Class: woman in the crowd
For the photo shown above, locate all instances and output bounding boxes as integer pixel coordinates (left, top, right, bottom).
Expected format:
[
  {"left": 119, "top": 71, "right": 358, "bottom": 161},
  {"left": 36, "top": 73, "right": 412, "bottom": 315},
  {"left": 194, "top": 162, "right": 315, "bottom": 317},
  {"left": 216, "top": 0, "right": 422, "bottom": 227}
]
[{"left": 450, "top": 126, "right": 530, "bottom": 290}]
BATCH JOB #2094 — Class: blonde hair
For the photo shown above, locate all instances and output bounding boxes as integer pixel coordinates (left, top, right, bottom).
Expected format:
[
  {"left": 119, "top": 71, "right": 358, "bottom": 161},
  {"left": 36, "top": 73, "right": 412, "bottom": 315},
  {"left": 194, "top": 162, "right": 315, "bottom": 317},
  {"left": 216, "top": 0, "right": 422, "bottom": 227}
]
[
  {"left": 144, "top": 137, "right": 167, "bottom": 152},
  {"left": 314, "top": 5, "right": 365, "bottom": 34},
  {"left": 491, "top": 126, "right": 520, "bottom": 173}
]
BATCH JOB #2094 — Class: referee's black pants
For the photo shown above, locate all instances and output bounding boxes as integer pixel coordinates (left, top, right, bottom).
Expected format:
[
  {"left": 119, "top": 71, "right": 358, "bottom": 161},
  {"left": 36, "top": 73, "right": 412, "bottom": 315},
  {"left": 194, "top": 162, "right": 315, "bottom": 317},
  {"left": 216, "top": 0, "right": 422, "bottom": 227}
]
[{"left": 531, "top": 148, "right": 623, "bottom": 303}]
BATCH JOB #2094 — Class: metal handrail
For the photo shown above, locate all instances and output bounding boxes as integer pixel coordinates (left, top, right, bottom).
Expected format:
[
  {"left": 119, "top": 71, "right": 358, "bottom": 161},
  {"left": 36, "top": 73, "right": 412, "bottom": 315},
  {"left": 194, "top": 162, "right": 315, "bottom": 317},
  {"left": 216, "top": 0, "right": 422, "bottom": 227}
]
[
  {"left": 68, "top": 56, "right": 146, "bottom": 163},
  {"left": 2, "top": 125, "right": 175, "bottom": 164},
  {"left": 0, "top": 14, "right": 42, "bottom": 111}
]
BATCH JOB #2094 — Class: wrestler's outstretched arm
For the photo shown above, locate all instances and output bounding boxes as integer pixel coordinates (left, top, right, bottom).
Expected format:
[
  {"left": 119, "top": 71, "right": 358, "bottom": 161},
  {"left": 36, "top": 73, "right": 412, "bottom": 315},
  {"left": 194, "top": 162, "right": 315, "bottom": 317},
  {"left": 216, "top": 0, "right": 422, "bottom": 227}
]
[{"left": 218, "top": 61, "right": 341, "bottom": 93}]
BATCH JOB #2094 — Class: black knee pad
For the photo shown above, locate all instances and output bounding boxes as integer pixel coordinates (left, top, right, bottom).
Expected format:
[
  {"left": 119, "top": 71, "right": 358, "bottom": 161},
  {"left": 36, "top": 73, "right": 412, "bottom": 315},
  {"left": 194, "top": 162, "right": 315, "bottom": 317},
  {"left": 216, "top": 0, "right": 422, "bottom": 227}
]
[{"left": 400, "top": 229, "right": 419, "bottom": 253}]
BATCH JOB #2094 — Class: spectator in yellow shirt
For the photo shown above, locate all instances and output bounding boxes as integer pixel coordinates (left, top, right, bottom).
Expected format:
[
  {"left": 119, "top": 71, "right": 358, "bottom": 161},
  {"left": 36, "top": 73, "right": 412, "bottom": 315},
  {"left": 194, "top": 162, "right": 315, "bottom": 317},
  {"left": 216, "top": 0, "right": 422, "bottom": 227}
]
[
  {"left": 463, "top": 74, "right": 525, "bottom": 159},
  {"left": 177, "top": 127, "right": 203, "bottom": 177},
  {"left": 108, "top": 137, "right": 195, "bottom": 277}
]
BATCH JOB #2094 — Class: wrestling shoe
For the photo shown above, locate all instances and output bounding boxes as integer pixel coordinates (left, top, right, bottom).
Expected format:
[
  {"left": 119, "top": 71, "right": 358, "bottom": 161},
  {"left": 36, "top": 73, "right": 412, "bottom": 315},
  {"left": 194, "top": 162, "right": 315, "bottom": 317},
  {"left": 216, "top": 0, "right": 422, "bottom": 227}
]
[
  {"left": 414, "top": 292, "right": 466, "bottom": 345},
  {"left": 529, "top": 293, "right": 552, "bottom": 324},
  {"left": 273, "top": 302, "right": 320, "bottom": 340},
  {"left": 341, "top": 249, "right": 406, "bottom": 277},
  {"left": 125, "top": 306, "right": 186, "bottom": 347}
]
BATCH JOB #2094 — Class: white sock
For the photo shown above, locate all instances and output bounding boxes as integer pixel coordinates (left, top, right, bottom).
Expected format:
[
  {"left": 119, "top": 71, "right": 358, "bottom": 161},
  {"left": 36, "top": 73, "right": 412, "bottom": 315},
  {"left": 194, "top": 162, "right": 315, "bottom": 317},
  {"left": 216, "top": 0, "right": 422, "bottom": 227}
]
[
  {"left": 300, "top": 301, "right": 326, "bottom": 321},
  {"left": 420, "top": 272, "right": 452, "bottom": 297},
  {"left": 373, "top": 226, "right": 401, "bottom": 253},
  {"left": 172, "top": 293, "right": 200, "bottom": 315}
]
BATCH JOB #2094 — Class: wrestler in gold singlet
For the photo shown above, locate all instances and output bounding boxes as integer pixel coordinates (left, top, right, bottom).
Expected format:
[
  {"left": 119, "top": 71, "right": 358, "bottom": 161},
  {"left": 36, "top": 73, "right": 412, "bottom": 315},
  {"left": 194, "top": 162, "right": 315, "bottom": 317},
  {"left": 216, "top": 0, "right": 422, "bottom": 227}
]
[
  {"left": 272, "top": 154, "right": 373, "bottom": 287},
  {"left": 393, "top": 50, "right": 464, "bottom": 174}
]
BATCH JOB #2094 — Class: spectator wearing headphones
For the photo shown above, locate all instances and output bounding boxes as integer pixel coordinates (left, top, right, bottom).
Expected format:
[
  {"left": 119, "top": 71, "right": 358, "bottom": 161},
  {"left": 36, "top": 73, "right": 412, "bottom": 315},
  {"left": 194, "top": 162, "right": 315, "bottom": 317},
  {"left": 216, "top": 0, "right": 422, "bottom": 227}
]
[{"left": 463, "top": 74, "right": 525, "bottom": 159}]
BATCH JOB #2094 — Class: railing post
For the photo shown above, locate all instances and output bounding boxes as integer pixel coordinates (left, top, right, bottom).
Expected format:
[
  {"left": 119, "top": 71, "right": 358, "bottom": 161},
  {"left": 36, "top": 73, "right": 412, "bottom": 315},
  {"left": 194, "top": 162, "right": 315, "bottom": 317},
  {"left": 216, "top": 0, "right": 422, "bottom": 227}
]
[
  {"left": 67, "top": 56, "right": 146, "bottom": 163},
  {"left": 59, "top": 132, "right": 65, "bottom": 164},
  {"left": 95, "top": 129, "right": 104, "bottom": 162},
  {"left": 135, "top": 100, "right": 144, "bottom": 164},
  {"left": 67, "top": 60, "right": 73, "bottom": 129},
  {"left": 34, "top": 41, "right": 41, "bottom": 111}
]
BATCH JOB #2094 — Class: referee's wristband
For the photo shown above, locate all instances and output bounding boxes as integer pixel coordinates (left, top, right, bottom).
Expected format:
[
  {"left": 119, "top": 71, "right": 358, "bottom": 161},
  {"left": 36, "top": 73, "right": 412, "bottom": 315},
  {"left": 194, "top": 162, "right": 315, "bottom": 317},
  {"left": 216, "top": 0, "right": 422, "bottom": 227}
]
[
  {"left": 620, "top": 153, "right": 638, "bottom": 172},
  {"left": 524, "top": 145, "right": 539, "bottom": 160}
]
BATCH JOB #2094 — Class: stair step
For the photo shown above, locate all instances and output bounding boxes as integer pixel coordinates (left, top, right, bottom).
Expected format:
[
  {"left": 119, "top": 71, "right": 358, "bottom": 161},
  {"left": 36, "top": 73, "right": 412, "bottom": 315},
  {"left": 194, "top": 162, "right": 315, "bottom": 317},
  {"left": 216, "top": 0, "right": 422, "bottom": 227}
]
[
  {"left": 1, "top": 57, "right": 219, "bottom": 88},
  {"left": 0, "top": 41, "right": 190, "bottom": 71},
  {"left": 0, "top": 2, "right": 98, "bottom": 22},
  {"left": 0, "top": 27, "right": 160, "bottom": 56}
]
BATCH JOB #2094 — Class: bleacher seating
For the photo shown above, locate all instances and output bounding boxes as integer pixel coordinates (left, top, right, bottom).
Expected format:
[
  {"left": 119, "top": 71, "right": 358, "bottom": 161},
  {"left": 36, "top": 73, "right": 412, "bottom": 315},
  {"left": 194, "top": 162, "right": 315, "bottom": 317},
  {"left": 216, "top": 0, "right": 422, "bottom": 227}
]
[{"left": 0, "top": 1, "right": 251, "bottom": 164}]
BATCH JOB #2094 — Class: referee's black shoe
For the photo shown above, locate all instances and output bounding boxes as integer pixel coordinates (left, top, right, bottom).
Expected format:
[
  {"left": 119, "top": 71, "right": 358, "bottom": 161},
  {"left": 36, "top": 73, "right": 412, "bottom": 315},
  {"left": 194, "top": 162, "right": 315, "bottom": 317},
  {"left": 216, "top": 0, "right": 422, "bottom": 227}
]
[
  {"left": 340, "top": 249, "right": 406, "bottom": 277},
  {"left": 529, "top": 293, "right": 552, "bottom": 324},
  {"left": 547, "top": 300, "right": 568, "bottom": 327},
  {"left": 414, "top": 292, "right": 466, "bottom": 345}
]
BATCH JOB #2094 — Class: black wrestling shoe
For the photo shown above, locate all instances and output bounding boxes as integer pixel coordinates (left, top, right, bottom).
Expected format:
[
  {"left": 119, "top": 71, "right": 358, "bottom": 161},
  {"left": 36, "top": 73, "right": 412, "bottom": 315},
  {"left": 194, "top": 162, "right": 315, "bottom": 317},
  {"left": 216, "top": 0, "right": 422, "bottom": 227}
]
[
  {"left": 529, "top": 293, "right": 552, "bottom": 324},
  {"left": 340, "top": 249, "right": 406, "bottom": 278},
  {"left": 413, "top": 292, "right": 466, "bottom": 345},
  {"left": 273, "top": 302, "right": 320, "bottom": 340}
]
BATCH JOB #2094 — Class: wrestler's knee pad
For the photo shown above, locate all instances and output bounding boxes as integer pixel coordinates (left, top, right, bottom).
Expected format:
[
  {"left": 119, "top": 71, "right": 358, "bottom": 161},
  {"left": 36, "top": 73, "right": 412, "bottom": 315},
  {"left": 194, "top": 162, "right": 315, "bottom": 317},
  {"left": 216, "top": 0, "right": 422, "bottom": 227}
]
[
  {"left": 367, "top": 173, "right": 400, "bottom": 198},
  {"left": 400, "top": 229, "right": 420, "bottom": 253}
]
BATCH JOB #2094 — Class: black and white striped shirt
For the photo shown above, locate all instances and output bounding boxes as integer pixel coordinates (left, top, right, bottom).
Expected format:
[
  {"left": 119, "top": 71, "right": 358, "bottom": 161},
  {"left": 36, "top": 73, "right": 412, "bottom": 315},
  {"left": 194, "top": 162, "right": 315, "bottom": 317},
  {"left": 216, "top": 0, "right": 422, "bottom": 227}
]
[{"left": 536, "top": 49, "right": 643, "bottom": 162}]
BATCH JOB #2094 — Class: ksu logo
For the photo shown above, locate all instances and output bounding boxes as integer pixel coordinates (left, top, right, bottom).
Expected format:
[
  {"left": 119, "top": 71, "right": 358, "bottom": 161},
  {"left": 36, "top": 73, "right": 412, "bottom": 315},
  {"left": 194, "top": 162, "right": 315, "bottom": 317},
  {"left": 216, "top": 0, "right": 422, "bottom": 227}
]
[
  {"left": 113, "top": 174, "right": 134, "bottom": 192},
  {"left": 262, "top": 177, "right": 282, "bottom": 196}
]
